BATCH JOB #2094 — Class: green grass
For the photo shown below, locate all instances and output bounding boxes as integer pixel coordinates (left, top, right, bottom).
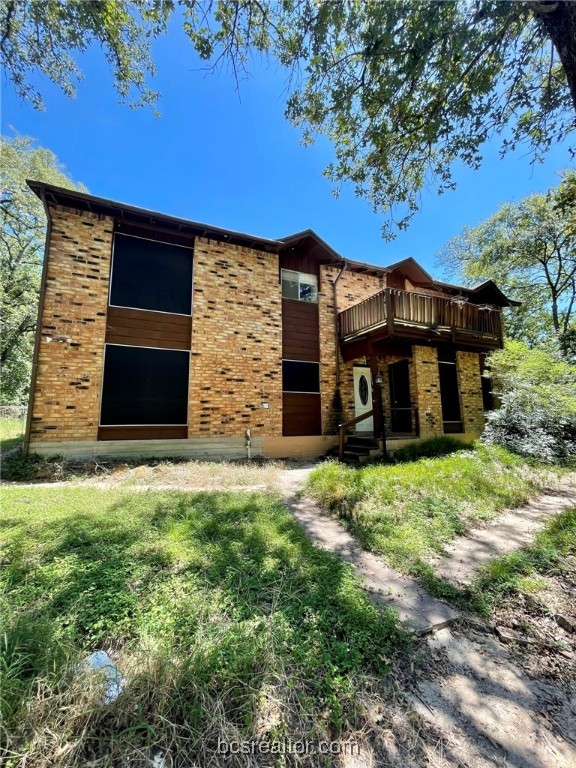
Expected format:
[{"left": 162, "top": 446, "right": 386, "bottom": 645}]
[
  {"left": 391, "top": 435, "right": 467, "bottom": 462},
  {"left": 1, "top": 487, "right": 403, "bottom": 765},
  {"left": 306, "top": 444, "right": 557, "bottom": 579},
  {"left": 0, "top": 417, "right": 25, "bottom": 453},
  {"left": 471, "top": 506, "right": 576, "bottom": 608}
]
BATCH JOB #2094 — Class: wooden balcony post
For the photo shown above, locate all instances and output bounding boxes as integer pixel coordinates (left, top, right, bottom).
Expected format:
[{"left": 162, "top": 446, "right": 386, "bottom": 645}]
[
  {"left": 386, "top": 290, "right": 395, "bottom": 336},
  {"left": 369, "top": 355, "right": 387, "bottom": 458}
]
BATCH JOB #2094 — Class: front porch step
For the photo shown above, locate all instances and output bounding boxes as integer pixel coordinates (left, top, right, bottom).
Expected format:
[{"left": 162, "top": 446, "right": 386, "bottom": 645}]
[
  {"left": 342, "top": 435, "right": 383, "bottom": 464},
  {"left": 346, "top": 435, "right": 379, "bottom": 449}
]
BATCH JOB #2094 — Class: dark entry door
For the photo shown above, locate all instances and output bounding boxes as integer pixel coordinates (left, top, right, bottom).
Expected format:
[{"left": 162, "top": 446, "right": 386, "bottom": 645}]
[{"left": 388, "top": 360, "right": 412, "bottom": 433}]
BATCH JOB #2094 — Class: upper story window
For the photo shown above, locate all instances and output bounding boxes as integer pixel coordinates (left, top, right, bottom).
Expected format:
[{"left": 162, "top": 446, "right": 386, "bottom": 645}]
[
  {"left": 110, "top": 233, "right": 193, "bottom": 315},
  {"left": 281, "top": 269, "right": 318, "bottom": 303}
]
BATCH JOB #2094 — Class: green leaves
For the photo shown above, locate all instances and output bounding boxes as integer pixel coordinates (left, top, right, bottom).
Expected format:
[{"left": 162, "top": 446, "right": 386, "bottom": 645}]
[
  {"left": 0, "top": 135, "right": 84, "bottom": 403},
  {"left": 439, "top": 171, "right": 576, "bottom": 348},
  {"left": 1, "top": 2, "right": 574, "bottom": 238},
  {"left": 0, "top": 0, "right": 168, "bottom": 110}
]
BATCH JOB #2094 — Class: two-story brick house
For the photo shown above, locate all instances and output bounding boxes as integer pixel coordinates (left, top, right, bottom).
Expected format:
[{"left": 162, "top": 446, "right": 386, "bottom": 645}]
[{"left": 23, "top": 181, "right": 516, "bottom": 461}]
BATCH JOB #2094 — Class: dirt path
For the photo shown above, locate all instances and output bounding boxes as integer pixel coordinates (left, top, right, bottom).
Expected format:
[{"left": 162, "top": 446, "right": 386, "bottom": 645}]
[
  {"left": 5, "top": 463, "right": 575, "bottom": 766},
  {"left": 432, "top": 478, "right": 576, "bottom": 586},
  {"left": 279, "top": 468, "right": 576, "bottom": 768},
  {"left": 279, "top": 467, "right": 457, "bottom": 634},
  {"left": 407, "top": 624, "right": 576, "bottom": 768}
]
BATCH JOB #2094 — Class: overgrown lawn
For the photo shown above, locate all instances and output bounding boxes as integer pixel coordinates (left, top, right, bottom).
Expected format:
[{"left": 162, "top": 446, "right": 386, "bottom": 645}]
[
  {"left": 305, "top": 444, "right": 558, "bottom": 577},
  {"left": 473, "top": 506, "right": 576, "bottom": 606},
  {"left": 1, "top": 487, "right": 403, "bottom": 766}
]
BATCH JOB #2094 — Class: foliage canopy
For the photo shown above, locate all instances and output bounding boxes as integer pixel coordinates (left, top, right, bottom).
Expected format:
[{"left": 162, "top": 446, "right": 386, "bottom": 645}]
[
  {"left": 483, "top": 340, "right": 576, "bottom": 464},
  {"left": 1, "top": 1, "right": 575, "bottom": 237},
  {"left": 439, "top": 171, "right": 576, "bottom": 350},
  {"left": 0, "top": 135, "right": 84, "bottom": 403}
]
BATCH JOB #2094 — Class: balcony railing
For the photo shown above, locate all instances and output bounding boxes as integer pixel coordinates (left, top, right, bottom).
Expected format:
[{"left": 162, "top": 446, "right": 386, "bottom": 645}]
[{"left": 339, "top": 288, "right": 503, "bottom": 344}]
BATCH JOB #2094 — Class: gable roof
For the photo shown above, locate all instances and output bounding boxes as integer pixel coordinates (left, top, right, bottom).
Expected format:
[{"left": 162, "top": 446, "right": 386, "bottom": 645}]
[
  {"left": 434, "top": 278, "right": 521, "bottom": 307},
  {"left": 27, "top": 181, "right": 518, "bottom": 306},
  {"left": 382, "top": 256, "right": 434, "bottom": 284}
]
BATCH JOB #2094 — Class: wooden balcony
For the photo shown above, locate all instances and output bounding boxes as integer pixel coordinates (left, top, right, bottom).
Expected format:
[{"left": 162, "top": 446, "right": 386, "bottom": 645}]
[{"left": 339, "top": 288, "right": 503, "bottom": 350}]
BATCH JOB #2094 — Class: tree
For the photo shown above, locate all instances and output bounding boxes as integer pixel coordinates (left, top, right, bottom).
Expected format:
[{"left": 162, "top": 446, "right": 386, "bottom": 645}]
[
  {"left": 483, "top": 340, "right": 576, "bottom": 463},
  {"left": 0, "top": 136, "right": 85, "bottom": 403},
  {"left": 1, "top": 2, "right": 575, "bottom": 236},
  {"left": 438, "top": 171, "right": 576, "bottom": 349},
  {"left": 0, "top": 1, "right": 169, "bottom": 110}
]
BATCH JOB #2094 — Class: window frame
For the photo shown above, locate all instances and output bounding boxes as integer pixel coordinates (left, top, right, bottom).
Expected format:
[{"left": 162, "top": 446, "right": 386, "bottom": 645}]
[
  {"left": 108, "top": 232, "right": 194, "bottom": 317},
  {"left": 438, "top": 352, "right": 463, "bottom": 429},
  {"left": 282, "top": 359, "right": 321, "bottom": 394},
  {"left": 98, "top": 342, "right": 191, "bottom": 427},
  {"left": 281, "top": 269, "right": 318, "bottom": 304}
]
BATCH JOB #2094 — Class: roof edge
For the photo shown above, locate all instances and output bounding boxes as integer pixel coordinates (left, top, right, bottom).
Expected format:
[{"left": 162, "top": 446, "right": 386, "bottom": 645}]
[{"left": 27, "top": 180, "right": 283, "bottom": 253}]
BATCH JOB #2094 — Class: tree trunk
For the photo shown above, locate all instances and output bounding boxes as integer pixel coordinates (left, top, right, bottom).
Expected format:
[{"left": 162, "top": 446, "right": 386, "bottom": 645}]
[{"left": 530, "top": 1, "right": 576, "bottom": 114}]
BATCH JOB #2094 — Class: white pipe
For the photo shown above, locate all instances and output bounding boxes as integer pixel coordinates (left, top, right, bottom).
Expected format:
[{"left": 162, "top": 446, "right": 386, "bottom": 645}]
[{"left": 245, "top": 429, "right": 252, "bottom": 460}]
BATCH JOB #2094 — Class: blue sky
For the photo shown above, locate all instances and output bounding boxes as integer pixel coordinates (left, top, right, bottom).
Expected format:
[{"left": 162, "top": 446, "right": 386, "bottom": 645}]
[{"left": 1, "top": 20, "right": 573, "bottom": 276}]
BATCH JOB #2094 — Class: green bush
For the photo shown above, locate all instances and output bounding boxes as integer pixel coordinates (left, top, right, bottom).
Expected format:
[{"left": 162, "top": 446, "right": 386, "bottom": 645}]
[
  {"left": 391, "top": 436, "right": 466, "bottom": 462},
  {"left": 483, "top": 341, "right": 576, "bottom": 464},
  {"left": 1, "top": 450, "right": 47, "bottom": 481}
]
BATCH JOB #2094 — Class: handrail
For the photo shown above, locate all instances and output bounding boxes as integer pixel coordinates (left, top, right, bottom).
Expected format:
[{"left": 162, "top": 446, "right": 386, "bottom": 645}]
[
  {"left": 338, "top": 409, "right": 374, "bottom": 461},
  {"left": 386, "top": 406, "right": 420, "bottom": 437},
  {"left": 339, "top": 287, "right": 502, "bottom": 342}
]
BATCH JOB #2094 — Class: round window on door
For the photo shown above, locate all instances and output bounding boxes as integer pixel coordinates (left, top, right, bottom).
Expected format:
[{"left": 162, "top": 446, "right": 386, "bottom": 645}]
[{"left": 359, "top": 374, "right": 369, "bottom": 405}]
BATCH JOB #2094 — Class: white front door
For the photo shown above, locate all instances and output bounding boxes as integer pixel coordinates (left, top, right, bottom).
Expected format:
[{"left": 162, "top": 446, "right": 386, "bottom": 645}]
[{"left": 353, "top": 367, "right": 373, "bottom": 432}]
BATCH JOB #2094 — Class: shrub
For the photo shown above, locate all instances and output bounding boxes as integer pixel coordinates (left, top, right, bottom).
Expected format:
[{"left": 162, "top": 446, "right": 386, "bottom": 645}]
[
  {"left": 483, "top": 384, "right": 576, "bottom": 464},
  {"left": 390, "top": 436, "right": 465, "bottom": 463},
  {"left": 483, "top": 341, "right": 576, "bottom": 464}
]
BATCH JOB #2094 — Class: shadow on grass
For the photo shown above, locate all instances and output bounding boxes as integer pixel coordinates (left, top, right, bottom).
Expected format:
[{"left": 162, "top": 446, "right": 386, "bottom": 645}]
[{"left": 2, "top": 490, "right": 406, "bottom": 765}]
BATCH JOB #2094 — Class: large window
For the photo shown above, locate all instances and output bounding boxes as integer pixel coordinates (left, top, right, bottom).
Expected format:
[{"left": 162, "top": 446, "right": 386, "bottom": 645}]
[
  {"left": 282, "top": 360, "right": 320, "bottom": 393},
  {"left": 100, "top": 345, "right": 189, "bottom": 426},
  {"left": 110, "top": 233, "right": 193, "bottom": 314},
  {"left": 281, "top": 269, "right": 318, "bottom": 303}
]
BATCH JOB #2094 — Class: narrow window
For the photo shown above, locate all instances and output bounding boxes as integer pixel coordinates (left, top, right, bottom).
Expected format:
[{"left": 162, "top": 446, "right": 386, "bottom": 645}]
[
  {"left": 282, "top": 360, "right": 320, "bottom": 393},
  {"left": 110, "top": 233, "right": 193, "bottom": 314},
  {"left": 438, "top": 349, "right": 463, "bottom": 433},
  {"left": 480, "top": 353, "right": 495, "bottom": 411},
  {"left": 281, "top": 269, "right": 318, "bottom": 303},
  {"left": 100, "top": 345, "right": 189, "bottom": 426}
]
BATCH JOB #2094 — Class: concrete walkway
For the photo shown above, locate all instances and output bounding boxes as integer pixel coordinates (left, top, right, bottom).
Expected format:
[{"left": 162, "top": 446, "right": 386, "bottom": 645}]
[
  {"left": 280, "top": 468, "right": 457, "bottom": 635},
  {"left": 432, "top": 478, "right": 576, "bottom": 586}
]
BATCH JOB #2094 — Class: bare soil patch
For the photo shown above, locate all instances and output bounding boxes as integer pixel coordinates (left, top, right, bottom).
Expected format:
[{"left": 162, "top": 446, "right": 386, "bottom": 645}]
[{"left": 405, "top": 622, "right": 576, "bottom": 768}]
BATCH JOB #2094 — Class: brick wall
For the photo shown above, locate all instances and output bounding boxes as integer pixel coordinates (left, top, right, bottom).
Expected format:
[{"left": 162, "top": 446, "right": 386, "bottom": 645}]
[
  {"left": 332, "top": 266, "right": 386, "bottom": 312},
  {"left": 188, "top": 238, "right": 282, "bottom": 437},
  {"left": 29, "top": 205, "right": 113, "bottom": 443},
  {"left": 456, "top": 350, "right": 485, "bottom": 434},
  {"left": 318, "top": 265, "right": 385, "bottom": 433},
  {"left": 412, "top": 345, "right": 444, "bottom": 439}
]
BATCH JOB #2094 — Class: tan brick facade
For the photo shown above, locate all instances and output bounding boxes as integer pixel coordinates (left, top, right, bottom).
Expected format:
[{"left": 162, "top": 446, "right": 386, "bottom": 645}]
[
  {"left": 318, "top": 265, "right": 385, "bottom": 433},
  {"left": 411, "top": 345, "right": 444, "bottom": 439},
  {"left": 29, "top": 205, "right": 113, "bottom": 443},
  {"left": 456, "top": 351, "right": 485, "bottom": 434},
  {"left": 334, "top": 267, "right": 386, "bottom": 311},
  {"left": 188, "top": 238, "right": 282, "bottom": 437},
  {"left": 27, "top": 203, "right": 487, "bottom": 456}
]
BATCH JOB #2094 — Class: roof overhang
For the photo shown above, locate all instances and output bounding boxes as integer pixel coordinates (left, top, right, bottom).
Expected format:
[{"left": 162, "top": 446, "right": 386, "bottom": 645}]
[
  {"left": 27, "top": 180, "right": 284, "bottom": 254},
  {"left": 279, "top": 229, "right": 389, "bottom": 274},
  {"left": 384, "top": 256, "right": 434, "bottom": 284},
  {"left": 27, "top": 181, "right": 520, "bottom": 307},
  {"left": 434, "top": 278, "right": 520, "bottom": 307}
]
